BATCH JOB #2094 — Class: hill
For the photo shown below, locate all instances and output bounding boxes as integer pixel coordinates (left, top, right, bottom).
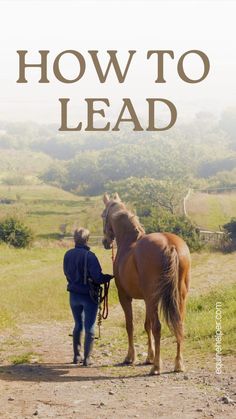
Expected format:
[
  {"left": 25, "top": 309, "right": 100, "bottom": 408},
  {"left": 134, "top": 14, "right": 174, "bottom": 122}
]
[
  {"left": 0, "top": 184, "right": 104, "bottom": 240},
  {"left": 0, "top": 149, "right": 53, "bottom": 178},
  {"left": 187, "top": 190, "right": 236, "bottom": 230}
]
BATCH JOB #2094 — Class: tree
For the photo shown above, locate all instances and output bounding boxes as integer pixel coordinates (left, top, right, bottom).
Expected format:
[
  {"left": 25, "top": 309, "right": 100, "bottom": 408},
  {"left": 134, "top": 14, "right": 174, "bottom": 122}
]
[
  {"left": 40, "top": 163, "right": 68, "bottom": 188},
  {"left": 141, "top": 208, "right": 202, "bottom": 251},
  {"left": 0, "top": 217, "right": 34, "bottom": 248},
  {"left": 106, "top": 177, "right": 188, "bottom": 215},
  {"left": 219, "top": 108, "right": 236, "bottom": 142},
  {"left": 66, "top": 152, "right": 105, "bottom": 194}
]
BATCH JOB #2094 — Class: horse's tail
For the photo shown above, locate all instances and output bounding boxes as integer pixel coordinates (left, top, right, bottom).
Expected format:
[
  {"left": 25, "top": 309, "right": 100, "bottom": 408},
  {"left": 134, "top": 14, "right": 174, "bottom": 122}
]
[{"left": 156, "top": 245, "right": 183, "bottom": 341}]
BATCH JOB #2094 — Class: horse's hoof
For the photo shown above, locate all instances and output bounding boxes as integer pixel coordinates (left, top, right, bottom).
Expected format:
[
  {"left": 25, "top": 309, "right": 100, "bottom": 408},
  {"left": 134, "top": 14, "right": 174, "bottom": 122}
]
[
  {"left": 145, "top": 358, "right": 154, "bottom": 365},
  {"left": 144, "top": 359, "right": 153, "bottom": 365},
  {"left": 174, "top": 366, "right": 185, "bottom": 373},
  {"left": 123, "top": 358, "right": 134, "bottom": 365},
  {"left": 149, "top": 366, "right": 161, "bottom": 375},
  {"left": 174, "top": 359, "right": 185, "bottom": 372}
]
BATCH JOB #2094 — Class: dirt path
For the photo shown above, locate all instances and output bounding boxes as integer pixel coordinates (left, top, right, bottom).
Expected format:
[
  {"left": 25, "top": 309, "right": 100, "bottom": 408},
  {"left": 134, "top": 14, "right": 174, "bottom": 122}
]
[{"left": 0, "top": 319, "right": 235, "bottom": 419}]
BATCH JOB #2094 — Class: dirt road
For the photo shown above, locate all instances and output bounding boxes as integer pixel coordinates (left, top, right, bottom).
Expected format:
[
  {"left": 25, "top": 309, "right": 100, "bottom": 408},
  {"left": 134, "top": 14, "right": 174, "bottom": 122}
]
[{"left": 0, "top": 320, "right": 235, "bottom": 419}]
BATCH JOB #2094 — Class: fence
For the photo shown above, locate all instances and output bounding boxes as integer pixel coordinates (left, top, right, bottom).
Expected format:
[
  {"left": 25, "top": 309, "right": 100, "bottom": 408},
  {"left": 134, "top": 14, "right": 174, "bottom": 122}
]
[
  {"left": 199, "top": 230, "right": 224, "bottom": 246},
  {"left": 183, "top": 188, "right": 231, "bottom": 247}
]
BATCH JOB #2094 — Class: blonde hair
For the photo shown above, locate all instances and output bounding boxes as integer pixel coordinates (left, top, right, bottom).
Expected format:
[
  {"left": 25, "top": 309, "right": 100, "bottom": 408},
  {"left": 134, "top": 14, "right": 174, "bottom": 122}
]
[{"left": 74, "top": 228, "right": 90, "bottom": 245}]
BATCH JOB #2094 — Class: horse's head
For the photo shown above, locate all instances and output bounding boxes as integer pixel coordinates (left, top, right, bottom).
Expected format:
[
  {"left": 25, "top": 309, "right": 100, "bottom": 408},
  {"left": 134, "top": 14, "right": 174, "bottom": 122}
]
[{"left": 101, "top": 192, "right": 122, "bottom": 249}]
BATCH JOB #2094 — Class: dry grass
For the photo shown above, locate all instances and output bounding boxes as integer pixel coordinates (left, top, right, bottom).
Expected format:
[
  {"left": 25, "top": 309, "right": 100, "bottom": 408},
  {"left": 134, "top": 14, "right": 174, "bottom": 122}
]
[{"left": 187, "top": 191, "right": 236, "bottom": 230}]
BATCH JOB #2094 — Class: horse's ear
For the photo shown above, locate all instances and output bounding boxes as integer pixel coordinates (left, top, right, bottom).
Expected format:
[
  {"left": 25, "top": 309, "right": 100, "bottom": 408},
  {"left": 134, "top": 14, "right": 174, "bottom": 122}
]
[
  {"left": 103, "top": 193, "right": 110, "bottom": 205},
  {"left": 113, "top": 192, "right": 121, "bottom": 202}
]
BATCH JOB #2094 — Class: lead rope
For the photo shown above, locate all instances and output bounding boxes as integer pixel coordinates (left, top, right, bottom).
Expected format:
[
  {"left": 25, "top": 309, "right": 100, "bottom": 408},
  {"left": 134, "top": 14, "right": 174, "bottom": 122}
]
[{"left": 97, "top": 242, "right": 115, "bottom": 338}]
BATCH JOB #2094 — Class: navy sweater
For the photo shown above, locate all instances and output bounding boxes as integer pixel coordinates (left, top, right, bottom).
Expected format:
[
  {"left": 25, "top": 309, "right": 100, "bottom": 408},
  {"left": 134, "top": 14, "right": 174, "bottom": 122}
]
[{"left": 63, "top": 245, "right": 112, "bottom": 294}]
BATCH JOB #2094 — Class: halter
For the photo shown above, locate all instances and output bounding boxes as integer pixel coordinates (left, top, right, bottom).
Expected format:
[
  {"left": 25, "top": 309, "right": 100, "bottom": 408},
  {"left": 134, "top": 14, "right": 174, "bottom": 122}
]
[{"left": 102, "top": 201, "right": 118, "bottom": 237}]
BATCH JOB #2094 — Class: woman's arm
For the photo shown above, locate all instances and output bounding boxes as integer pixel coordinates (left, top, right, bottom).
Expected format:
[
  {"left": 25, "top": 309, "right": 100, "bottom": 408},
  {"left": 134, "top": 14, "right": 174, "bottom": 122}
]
[{"left": 87, "top": 252, "right": 113, "bottom": 284}]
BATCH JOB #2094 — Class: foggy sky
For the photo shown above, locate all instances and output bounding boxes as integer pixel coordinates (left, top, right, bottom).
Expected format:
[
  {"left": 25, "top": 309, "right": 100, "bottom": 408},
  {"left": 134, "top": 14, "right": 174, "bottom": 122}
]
[{"left": 0, "top": 0, "right": 235, "bottom": 127}]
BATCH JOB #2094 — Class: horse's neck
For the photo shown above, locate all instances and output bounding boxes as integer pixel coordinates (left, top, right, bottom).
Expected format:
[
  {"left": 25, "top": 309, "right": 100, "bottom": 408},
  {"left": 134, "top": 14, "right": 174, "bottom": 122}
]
[
  {"left": 114, "top": 225, "right": 143, "bottom": 249},
  {"left": 116, "top": 234, "right": 136, "bottom": 248}
]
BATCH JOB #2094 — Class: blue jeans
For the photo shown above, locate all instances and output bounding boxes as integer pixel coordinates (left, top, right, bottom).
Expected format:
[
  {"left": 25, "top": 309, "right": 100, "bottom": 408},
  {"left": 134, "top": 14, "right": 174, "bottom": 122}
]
[{"left": 69, "top": 292, "right": 98, "bottom": 339}]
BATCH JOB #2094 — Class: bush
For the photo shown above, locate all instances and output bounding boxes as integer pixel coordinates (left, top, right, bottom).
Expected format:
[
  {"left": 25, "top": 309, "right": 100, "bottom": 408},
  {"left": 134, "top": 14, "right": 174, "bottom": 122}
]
[
  {"left": 2, "top": 174, "right": 28, "bottom": 185},
  {"left": 140, "top": 209, "right": 202, "bottom": 251},
  {"left": 0, "top": 217, "right": 34, "bottom": 248},
  {"left": 222, "top": 218, "right": 236, "bottom": 251}
]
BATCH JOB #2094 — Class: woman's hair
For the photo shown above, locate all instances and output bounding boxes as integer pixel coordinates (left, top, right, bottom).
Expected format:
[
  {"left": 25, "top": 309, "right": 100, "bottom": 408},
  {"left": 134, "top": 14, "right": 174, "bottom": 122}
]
[{"left": 74, "top": 228, "right": 90, "bottom": 245}]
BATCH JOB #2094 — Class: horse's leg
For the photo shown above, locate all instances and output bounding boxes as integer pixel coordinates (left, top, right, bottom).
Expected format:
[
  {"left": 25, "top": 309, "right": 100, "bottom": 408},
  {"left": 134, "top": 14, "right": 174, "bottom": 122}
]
[
  {"left": 149, "top": 312, "right": 162, "bottom": 375},
  {"left": 174, "top": 271, "right": 189, "bottom": 372},
  {"left": 174, "top": 341, "right": 184, "bottom": 372},
  {"left": 174, "top": 313, "right": 185, "bottom": 372},
  {"left": 144, "top": 308, "right": 154, "bottom": 364},
  {"left": 118, "top": 290, "right": 135, "bottom": 364},
  {"left": 174, "top": 298, "right": 186, "bottom": 371}
]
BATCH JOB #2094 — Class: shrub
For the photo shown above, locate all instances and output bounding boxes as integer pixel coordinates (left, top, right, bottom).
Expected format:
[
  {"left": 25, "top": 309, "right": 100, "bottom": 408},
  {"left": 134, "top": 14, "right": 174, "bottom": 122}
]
[
  {"left": 222, "top": 218, "right": 236, "bottom": 251},
  {"left": 2, "top": 174, "right": 27, "bottom": 185},
  {"left": 0, "top": 217, "right": 34, "bottom": 248},
  {"left": 140, "top": 209, "right": 202, "bottom": 251}
]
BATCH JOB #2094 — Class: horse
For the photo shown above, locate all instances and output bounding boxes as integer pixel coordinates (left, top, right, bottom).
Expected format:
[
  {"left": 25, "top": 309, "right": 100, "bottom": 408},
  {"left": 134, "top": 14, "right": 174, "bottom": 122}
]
[{"left": 101, "top": 193, "right": 191, "bottom": 375}]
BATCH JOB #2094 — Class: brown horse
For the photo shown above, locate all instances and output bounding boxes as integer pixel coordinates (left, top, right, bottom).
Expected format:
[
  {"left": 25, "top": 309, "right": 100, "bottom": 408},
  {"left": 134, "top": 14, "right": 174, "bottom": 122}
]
[{"left": 101, "top": 193, "right": 191, "bottom": 375}]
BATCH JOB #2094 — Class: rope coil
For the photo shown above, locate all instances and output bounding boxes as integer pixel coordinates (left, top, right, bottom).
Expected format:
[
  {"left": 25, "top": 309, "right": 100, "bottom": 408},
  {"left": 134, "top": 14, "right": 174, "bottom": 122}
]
[{"left": 97, "top": 242, "right": 115, "bottom": 338}]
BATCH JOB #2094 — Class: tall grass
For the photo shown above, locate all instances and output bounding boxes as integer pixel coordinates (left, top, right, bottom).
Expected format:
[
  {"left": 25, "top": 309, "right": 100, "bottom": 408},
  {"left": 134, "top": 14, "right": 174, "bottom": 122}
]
[{"left": 185, "top": 284, "right": 236, "bottom": 355}]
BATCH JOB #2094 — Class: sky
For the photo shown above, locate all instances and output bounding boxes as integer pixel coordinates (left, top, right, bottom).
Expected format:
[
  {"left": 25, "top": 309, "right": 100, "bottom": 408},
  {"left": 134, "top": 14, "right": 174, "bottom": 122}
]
[{"left": 0, "top": 0, "right": 235, "bottom": 128}]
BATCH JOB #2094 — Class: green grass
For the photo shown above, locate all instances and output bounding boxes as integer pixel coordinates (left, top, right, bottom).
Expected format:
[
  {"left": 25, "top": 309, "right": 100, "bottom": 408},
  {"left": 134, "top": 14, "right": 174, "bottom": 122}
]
[
  {"left": 187, "top": 191, "right": 236, "bottom": 230},
  {"left": 2, "top": 186, "right": 236, "bottom": 241},
  {"left": 185, "top": 284, "right": 236, "bottom": 355},
  {"left": 0, "top": 184, "right": 235, "bottom": 362},
  {"left": 10, "top": 352, "right": 38, "bottom": 365},
  {"left": 0, "top": 243, "right": 235, "bottom": 359},
  {"left": 0, "top": 184, "right": 104, "bottom": 238},
  {"left": 95, "top": 283, "right": 236, "bottom": 371},
  {"left": 0, "top": 244, "right": 115, "bottom": 328}
]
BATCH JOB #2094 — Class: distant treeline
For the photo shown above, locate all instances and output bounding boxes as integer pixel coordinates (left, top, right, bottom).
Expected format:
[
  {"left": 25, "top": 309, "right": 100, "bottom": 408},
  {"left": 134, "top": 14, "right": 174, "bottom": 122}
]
[{"left": 1, "top": 109, "right": 236, "bottom": 196}]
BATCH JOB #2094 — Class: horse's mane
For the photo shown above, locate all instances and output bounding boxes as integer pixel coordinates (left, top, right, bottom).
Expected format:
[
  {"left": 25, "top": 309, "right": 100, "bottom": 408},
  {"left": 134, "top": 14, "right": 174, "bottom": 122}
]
[{"left": 112, "top": 209, "right": 145, "bottom": 238}]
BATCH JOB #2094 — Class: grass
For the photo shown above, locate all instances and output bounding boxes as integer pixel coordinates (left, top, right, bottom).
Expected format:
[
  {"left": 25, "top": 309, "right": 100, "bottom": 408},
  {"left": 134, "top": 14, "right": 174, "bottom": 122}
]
[
  {"left": 0, "top": 244, "right": 115, "bottom": 328},
  {"left": 10, "top": 352, "right": 38, "bottom": 365},
  {"left": 185, "top": 284, "right": 236, "bottom": 356},
  {"left": 0, "top": 184, "right": 104, "bottom": 237},
  {"left": 0, "top": 184, "right": 235, "bottom": 364},
  {"left": 1, "top": 186, "right": 236, "bottom": 241},
  {"left": 106, "top": 284, "right": 236, "bottom": 359},
  {"left": 0, "top": 243, "right": 235, "bottom": 360},
  {"left": 187, "top": 191, "right": 236, "bottom": 230}
]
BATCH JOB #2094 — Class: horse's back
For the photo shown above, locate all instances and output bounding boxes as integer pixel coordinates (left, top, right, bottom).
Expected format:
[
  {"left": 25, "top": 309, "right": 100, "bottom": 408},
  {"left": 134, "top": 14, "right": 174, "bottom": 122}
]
[
  {"left": 116, "top": 232, "right": 191, "bottom": 299},
  {"left": 134, "top": 232, "right": 191, "bottom": 294},
  {"left": 135, "top": 232, "right": 190, "bottom": 262}
]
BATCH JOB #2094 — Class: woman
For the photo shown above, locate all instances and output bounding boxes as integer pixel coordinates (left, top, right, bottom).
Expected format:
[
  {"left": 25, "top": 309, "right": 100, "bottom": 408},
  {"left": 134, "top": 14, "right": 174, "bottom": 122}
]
[{"left": 63, "top": 228, "right": 113, "bottom": 366}]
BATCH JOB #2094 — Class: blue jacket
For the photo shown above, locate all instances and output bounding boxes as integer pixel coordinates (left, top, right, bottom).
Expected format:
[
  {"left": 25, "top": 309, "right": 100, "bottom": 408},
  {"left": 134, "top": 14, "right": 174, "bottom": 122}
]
[{"left": 63, "top": 244, "right": 113, "bottom": 294}]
